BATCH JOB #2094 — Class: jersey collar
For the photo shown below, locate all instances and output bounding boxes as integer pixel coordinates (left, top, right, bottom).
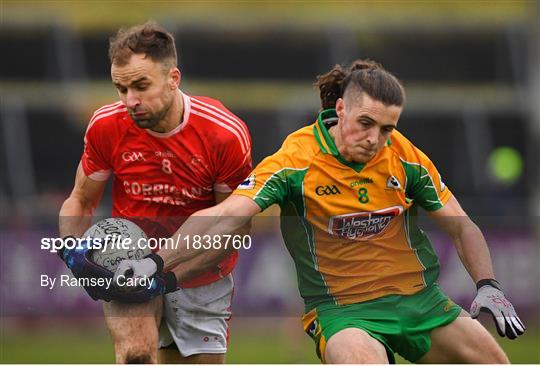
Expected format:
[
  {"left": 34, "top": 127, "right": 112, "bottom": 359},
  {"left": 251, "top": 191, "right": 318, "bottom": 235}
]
[
  {"left": 145, "top": 90, "right": 191, "bottom": 138},
  {"left": 313, "top": 109, "right": 365, "bottom": 172}
]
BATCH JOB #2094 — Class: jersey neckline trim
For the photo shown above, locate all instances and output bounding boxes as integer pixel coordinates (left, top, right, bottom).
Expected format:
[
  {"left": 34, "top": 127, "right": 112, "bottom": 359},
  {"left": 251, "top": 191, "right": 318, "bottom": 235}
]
[
  {"left": 315, "top": 109, "right": 365, "bottom": 173},
  {"left": 145, "top": 90, "right": 191, "bottom": 138}
]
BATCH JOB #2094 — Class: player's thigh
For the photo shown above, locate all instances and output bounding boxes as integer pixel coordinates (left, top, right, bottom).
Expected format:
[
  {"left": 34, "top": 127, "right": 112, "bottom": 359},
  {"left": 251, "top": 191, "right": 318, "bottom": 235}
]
[
  {"left": 159, "top": 275, "right": 233, "bottom": 359},
  {"left": 325, "top": 328, "right": 389, "bottom": 364},
  {"left": 103, "top": 296, "right": 163, "bottom": 362},
  {"left": 158, "top": 349, "right": 224, "bottom": 364},
  {"left": 418, "top": 311, "right": 508, "bottom": 364}
]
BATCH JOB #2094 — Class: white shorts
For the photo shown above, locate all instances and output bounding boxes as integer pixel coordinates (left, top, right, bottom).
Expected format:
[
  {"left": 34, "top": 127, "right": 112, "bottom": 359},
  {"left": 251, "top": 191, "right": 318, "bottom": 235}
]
[{"left": 158, "top": 274, "right": 233, "bottom": 356}]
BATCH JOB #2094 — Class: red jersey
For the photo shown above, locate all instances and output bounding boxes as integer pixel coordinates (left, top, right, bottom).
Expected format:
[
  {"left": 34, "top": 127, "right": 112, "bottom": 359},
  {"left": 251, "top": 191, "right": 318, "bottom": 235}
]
[{"left": 81, "top": 92, "right": 252, "bottom": 287}]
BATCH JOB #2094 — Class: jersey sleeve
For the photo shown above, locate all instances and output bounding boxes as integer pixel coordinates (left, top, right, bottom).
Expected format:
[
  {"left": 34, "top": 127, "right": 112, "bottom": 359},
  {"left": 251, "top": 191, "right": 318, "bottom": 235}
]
[
  {"left": 233, "top": 133, "right": 310, "bottom": 211},
  {"left": 81, "top": 119, "right": 113, "bottom": 181},
  {"left": 213, "top": 120, "right": 253, "bottom": 193},
  {"left": 400, "top": 145, "right": 452, "bottom": 211}
]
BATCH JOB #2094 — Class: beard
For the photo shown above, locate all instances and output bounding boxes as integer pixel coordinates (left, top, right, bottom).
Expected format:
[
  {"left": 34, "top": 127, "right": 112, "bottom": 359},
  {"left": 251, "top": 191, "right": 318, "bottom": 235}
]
[
  {"left": 129, "top": 96, "right": 173, "bottom": 130},
  {"left": 130, "top": 114, "right": 161, "bottom": 129}
]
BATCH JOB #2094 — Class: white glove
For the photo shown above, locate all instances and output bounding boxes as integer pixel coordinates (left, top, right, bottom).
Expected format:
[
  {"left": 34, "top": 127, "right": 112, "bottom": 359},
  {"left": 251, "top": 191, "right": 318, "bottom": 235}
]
[
  {"left": 113, "top": 253, "right": 163, "bottom": 284},
  {"left": 470, "top": 280, "right": 525, "bottom": 339}
]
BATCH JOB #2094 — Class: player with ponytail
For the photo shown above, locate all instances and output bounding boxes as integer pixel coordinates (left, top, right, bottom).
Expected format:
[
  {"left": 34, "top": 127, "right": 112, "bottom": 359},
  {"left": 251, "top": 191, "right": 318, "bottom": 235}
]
[{"left": 118, "top": 59, "right": 523, "bottom": 364}]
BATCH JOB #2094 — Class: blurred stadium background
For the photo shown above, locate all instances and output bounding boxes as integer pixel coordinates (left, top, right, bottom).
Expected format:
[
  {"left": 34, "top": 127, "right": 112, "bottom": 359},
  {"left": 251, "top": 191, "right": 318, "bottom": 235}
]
[{"left": 1, "top": 0, "right": 539, "bottom": 363}]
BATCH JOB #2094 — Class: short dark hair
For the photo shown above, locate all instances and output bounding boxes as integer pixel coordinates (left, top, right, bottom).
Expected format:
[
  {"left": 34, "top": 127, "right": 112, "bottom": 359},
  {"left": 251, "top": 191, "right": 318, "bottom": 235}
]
[
  {"left": 314, "top": 59, "right": 405, "bottom": 110},
  {"left": 108, "top": 20, "right": 177, "bottom": 68}
]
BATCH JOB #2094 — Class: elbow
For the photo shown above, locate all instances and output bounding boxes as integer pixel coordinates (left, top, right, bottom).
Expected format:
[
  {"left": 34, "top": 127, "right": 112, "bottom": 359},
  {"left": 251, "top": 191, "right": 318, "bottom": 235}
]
[{"left": 60, "top": 194, "right": 97, "bottom": 217}]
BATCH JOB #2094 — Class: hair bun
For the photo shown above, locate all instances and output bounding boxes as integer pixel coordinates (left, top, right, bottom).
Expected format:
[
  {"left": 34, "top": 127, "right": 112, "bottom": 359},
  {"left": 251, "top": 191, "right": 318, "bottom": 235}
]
[
  {"left": 349, "top": 59, "right": 382, "bottom": 72},
  {"left": 314, "top": 64, "right": 347, "bottom": 110},
  {"left": 314, "top": 58, "right": 404, "bottom": 110}
]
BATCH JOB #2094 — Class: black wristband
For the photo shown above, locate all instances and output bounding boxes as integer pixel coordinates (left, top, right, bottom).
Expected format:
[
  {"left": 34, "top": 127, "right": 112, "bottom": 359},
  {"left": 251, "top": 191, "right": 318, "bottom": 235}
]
[
  {"left": 476, "top": 278, "right": 502, "bottom": 291},
  {"left": 162, "top": 271, "right": 178, "bottom": 293},
  {"left": 147, "top": 253, "right": 165, "bottom": 274},
  {"left": 58, "top": 236, "right": 76, "bottom": 261}
]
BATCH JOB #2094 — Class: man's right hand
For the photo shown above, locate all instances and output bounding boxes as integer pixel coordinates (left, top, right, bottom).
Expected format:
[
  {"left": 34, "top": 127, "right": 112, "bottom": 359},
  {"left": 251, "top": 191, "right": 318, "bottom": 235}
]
[{"left": 58, "top": 237, "right": 114, "bottom": 301}]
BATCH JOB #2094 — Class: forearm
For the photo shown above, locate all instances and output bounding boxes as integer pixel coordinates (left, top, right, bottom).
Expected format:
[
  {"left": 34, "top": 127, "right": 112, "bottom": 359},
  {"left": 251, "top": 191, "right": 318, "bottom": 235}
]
[
  {"left": 159, "top": 209, "right": 247, "bottom": 270},
  {"left": 153, "top": 195, "right": 259, "bottom": 282},
  {"left": 430, "top": 197, "right": 496, "bottom": 284},
  {"left": 452, "top": 220, "right": 495, "bottom": 283},
  {"left": 169, "top": 218, "right": 251, "bottom": 282},
  {"left": 169, "top": 246, "right": 231, "bottom": 282},
  {"left": 58, "top": 196, "right": 96, "bottom": 237}
]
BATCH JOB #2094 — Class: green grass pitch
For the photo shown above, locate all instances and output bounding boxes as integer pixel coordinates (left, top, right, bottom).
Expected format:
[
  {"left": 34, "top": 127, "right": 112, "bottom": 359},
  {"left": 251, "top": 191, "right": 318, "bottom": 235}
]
[{"left": 1, "top": 317, "right": 538, "bottom": 363}]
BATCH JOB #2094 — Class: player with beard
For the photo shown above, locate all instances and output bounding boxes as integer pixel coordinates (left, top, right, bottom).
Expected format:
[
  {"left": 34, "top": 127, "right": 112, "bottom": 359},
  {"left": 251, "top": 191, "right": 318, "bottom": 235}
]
[{"left": 58, "top": 21, "right": 252, "bottom": 363}]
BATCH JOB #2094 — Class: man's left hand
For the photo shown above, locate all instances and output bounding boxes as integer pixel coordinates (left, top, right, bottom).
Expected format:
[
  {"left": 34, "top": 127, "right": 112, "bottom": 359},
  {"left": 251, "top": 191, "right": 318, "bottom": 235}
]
[
  {"left": 470, "top": 281, "right": 525, "bottom": 339},
  {"left": 113, "top": 253, "right": 163, "bottom": 283},
  {"left": 108, "top": 271, "right": 177, "bottom": 303},
  {"left": 110, "top": 253, "right": 177, "bottom": 303}
]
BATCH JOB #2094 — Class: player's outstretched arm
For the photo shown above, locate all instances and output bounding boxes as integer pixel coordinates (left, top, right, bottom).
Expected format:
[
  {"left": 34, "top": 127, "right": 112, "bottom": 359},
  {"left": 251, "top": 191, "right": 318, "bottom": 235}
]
[
  {"left": 59, "top": 162, "right": 106, "bottom": 238},
  {"left": 164, "top": 194, "right": 260, "bottom": 279},
  {"left": 428, "top": 196, "right": 525, "bottom": 339},
  {"left": 167, "top": 191, "right": 254, "bottom": 280},
  {"left": 113, "top": 195, "right": 261, "bottom": 285}
]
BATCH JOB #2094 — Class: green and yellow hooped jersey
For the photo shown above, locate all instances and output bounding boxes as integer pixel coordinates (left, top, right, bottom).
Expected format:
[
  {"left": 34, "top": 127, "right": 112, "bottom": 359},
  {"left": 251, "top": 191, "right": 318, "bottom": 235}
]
[{"left": 234, "top": 109, "right": 452, "bottom": 310}]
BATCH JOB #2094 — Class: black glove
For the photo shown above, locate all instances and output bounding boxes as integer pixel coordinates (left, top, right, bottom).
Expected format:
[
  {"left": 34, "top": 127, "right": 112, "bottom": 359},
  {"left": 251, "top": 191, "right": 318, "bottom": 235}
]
[
  {"left": 108, "top": 271, "right": 177, "bottom": 303},
  {"left": 109, "top": 253, "right": 177, "bottom": 303},
  {"left": 59, "top": 237, "right": 114, "bottom": 301}
]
